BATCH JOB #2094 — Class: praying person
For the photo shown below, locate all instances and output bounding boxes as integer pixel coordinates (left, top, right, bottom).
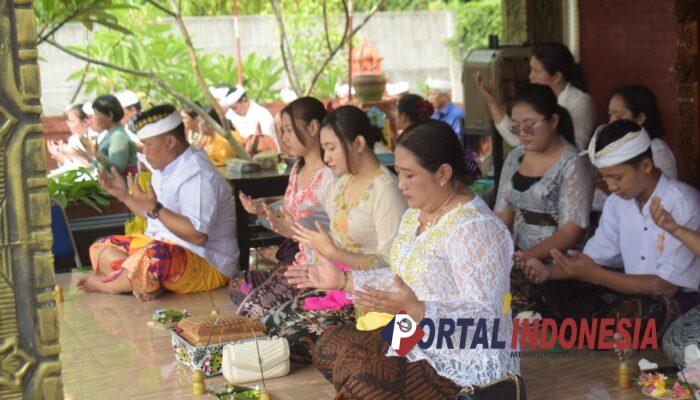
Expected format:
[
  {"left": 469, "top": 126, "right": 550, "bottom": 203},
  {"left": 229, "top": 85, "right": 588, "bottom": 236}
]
[
  {"left": 476, "top": 42, "right": 596, "bottom": 151},
  {"left": 196, "top": 105, "right": 243, "bottom": 166},
  {"left": 82, "top": 94, "right": 138, "bottom": 176},
  {"left": 495, "top": 84, "right": 594, "bottom": 262},
  {"left": 77, "top": 104, "right": 239, "bottom": 301},
  {"left": 518, "top": 119, "right": 700, "bottom": 333},
  {"left": 287, "top": 120, "right": 517, "bottom": 398}
]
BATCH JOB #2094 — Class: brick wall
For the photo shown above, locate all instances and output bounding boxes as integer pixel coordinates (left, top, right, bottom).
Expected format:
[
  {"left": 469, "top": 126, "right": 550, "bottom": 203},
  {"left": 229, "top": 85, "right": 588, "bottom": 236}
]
[{"left": 579, "top": 0, "right": 678, "bottom": 151}]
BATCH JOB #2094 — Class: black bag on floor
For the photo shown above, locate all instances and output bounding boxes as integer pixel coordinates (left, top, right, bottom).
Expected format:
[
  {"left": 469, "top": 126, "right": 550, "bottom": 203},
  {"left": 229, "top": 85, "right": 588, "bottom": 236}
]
[{"left": 456, "top": 372, "right": 526, "bottom": 400}]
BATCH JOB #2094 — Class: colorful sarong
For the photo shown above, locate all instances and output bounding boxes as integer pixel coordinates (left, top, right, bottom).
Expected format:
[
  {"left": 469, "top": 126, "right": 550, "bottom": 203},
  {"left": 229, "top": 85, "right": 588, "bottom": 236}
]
[{"left": 89, "top": 234, "right": 228, "bottom": 294}]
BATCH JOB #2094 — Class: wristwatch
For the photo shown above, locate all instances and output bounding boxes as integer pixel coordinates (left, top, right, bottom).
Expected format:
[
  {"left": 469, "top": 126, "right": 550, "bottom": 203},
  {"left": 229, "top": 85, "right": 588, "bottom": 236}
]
[{"left": 147, "top": 201, "right": 163, "bottom": 219}]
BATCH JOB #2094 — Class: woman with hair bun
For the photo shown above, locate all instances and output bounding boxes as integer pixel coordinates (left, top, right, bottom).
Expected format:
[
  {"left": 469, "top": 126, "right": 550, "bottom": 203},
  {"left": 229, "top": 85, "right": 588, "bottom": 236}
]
[
  {"left": 285, "top": 119, "right": 517, "bottom": 398},
  {"left": 396, "top": 93, "right": 435, "bottom": 132}
]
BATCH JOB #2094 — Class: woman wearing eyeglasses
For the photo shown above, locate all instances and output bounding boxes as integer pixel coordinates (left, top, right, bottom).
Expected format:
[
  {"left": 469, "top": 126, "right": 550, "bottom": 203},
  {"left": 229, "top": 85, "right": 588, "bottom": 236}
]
[{"left": 494, "top": 84, "right": 594, "bottom": 268}]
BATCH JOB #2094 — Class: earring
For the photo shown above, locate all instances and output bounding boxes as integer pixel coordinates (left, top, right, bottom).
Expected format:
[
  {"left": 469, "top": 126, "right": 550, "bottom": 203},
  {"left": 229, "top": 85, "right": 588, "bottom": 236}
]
[{"left": 440, "top": 181, "right": 445, "bottom": 187}]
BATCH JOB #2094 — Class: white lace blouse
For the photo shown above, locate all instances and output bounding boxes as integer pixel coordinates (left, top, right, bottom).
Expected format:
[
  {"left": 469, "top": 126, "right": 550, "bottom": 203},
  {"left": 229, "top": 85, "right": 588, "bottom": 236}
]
[{"left": 353, "top": 196, "right": 519, "bottom": 386}]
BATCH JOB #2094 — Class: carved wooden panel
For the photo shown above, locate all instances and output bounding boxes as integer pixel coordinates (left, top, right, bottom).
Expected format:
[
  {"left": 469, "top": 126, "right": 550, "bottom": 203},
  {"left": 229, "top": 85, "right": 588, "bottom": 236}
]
[
  {"left": 501, "top": 0, "right": 565, "bottom": 45},
  {"left": 526, "top": 0, "right": 564, "bottom": 44},
  {"left": 501, "top": 0, "right": 528, "bottom": 44},
  {"left": 675, "top": 0, "right": 700, "bottom": 188},
  {"left": 0, "top": 0, "right": 63, "bottom": 399}
]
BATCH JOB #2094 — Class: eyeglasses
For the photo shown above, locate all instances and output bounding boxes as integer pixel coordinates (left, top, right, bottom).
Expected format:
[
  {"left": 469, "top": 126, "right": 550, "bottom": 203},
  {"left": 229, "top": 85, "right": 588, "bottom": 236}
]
[{"left": 509, "top": 119, "right": 545, "bottom": 137}]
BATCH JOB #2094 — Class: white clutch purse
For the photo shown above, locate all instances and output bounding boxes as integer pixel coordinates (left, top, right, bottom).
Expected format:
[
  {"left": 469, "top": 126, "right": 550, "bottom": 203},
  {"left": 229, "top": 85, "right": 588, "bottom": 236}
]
[{"left": 222, "top": 336, "right": 290, "bottom": 384}]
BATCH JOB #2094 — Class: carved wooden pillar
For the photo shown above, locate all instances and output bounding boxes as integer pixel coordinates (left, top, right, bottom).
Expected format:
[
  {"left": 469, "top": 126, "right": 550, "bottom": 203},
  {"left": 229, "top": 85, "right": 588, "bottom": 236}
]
[
  {"left": 501, "top": 0, "right": 564, "bottom": 44},
  {"left": 0, "top": 1, "right": 63, "bottom": 399},
  {"left": 675, "top": 0, "right": 700, "bottom": 188}
]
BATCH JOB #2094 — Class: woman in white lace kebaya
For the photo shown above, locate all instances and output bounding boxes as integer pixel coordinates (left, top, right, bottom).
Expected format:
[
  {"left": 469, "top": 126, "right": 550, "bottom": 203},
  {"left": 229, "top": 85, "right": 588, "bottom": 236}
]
[{"left": 285, "top": 120, "right": 518, "bottom": 399}]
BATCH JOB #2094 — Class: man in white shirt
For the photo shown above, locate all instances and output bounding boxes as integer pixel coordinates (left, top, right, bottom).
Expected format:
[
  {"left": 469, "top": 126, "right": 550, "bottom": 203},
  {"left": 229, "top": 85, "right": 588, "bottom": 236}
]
[
  {"left": 218, "top": 85, "right": 278, "bottom": 153},
  {"left": 518, "top": 119, "right": 700, "bottom": 330},
  {"left": 77, "top": 104, "right": 239, "bottom": 301}
]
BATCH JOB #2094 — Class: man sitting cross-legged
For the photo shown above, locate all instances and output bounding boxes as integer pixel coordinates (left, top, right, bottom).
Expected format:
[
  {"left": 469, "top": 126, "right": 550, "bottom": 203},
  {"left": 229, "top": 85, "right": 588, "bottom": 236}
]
[
  {"left": 517, "top": 119, "right": 700, "bottom": 333},
  {"left": 77, "top": 104, "right": 239, "bottom": 301}
]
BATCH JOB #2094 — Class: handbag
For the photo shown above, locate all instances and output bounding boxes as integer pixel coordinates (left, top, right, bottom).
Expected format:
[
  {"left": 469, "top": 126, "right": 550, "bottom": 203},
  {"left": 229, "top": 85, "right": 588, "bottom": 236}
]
[
  {"left": 222, "top": 336, "right": 290, "bottom": 384},
  {"left": 456, "top": 372, "right": 526, "bottom": 400}
]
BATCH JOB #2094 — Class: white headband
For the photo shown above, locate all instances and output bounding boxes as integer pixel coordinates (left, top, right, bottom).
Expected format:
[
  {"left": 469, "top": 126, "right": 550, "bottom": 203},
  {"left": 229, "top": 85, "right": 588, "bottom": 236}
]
[
  {"left": 584, "top": 124, "right": 651, "bottom": 168},
  {"left": 426, "top": 77, "right": 451, "bottom": 93},
  {"left": 115, "top": 90, "right": 140, "bottom": 107},
  {"left": 82, "top": 102, "right": 94, "bottom": 116},
  {"left": 209, "top": 86, "right": 229, "bottom": 101},
  {"left": 221, "top": 86, "right": 245, "bottom": 107},
  {"left": 386, "top": 81, "right": 410, "bottom": 96},
  {"left": 136, "top": 112, "right": 183, "bottom": 140}
]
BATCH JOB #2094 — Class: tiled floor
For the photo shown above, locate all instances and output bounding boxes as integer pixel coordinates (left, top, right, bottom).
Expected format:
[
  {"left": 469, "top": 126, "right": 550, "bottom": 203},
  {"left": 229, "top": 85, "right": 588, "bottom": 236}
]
[{"left": 57, "top": 271, "right": 668, "bottom": 399}]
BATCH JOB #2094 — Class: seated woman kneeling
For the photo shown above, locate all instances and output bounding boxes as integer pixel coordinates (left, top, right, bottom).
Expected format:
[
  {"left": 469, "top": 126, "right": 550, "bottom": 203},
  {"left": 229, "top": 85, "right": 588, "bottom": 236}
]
[
  {"left": 77, "top": 104, "right": 239, "bottom": 300},
  {"left": 286, "top": 120, "right": 518, "bottom": 398}
]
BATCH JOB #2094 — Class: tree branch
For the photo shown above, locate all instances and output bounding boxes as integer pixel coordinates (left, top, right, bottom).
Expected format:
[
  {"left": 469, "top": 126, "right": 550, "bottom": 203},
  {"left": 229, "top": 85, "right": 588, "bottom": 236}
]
[
  {"left": 303, "top": 0, "right": 386, "bottom": 96},
  {"left": 322, "top": 0, "right": 333, "bottom": 55},
  {"left": 269, "top": 0, "right": 302, "bottom": 95},
  {"left": 46, "top": 38, "right": 251, "bottom": 160},
  {"left": 143, "top": 0, "right": 248, "bottom": 159},
  {"left": 37, "top": 8, "right": 83, "bottom": 44}
]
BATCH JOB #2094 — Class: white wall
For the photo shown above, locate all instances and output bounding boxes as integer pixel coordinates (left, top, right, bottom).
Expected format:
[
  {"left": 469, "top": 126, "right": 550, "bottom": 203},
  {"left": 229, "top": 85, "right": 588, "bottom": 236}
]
[{"left": 38, "top": 10, "right": 461, "bottom": 116}]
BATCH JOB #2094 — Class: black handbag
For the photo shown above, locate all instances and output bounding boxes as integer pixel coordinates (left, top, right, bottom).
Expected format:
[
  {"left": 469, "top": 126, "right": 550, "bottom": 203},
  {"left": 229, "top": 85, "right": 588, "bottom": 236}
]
[{"left": 456, "top": 372, "right": 526, "bottom": 400}]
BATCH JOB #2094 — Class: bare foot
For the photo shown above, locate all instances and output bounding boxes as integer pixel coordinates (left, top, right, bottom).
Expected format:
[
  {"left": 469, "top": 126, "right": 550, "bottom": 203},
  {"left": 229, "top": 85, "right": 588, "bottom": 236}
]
[
  {"left": 133, "top": 286, "right": 164, "bottom": 302},
  {"left": 76, "top": 273, "right": 123, "bottom": 294}
]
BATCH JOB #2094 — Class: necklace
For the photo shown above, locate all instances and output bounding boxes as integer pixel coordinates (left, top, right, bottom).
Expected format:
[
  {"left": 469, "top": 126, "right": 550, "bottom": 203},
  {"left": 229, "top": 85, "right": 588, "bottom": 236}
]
[
  {"left": 338, "top": 167, "right": 381, "bottom": 211},
  {"left": 420, "top": 191, "right": 457, "bottom": 229}
]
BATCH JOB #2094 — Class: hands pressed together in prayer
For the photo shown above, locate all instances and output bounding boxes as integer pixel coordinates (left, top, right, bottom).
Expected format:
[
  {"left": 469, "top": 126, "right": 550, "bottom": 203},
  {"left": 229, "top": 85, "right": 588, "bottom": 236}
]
[
  {"left": 291, "top": 221, "right": 338, "bottom": 259},
  {"left": 517, "top": 249, "right": 600, "bottom": 284},
  {"left": 98, "top": 167, "right": 158, "bottom": 214},
  {"left": 284, "top": 256, "right": 426, "bottom": 321},
  {"left": 262, "top": 203, "right": 295, "bottom": 238}
]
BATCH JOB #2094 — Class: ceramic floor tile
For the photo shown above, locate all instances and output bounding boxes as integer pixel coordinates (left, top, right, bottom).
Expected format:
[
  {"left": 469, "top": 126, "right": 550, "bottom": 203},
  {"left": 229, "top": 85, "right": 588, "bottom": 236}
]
[{"left": 56, "top": 271, "right": 670, "bottom": 399}]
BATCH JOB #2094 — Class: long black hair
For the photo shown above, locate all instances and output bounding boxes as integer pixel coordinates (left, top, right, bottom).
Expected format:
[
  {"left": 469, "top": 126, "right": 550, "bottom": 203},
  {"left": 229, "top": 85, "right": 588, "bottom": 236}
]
[
  {"left": 513, "top": 83, "right": 576, "bottom": 146},
  {"left": 320, "top": 105, "right": 384, "bottom": 173},
  {"left": 397, "top": 120, "right": 476, "bottom": 186},
  {"left": 532, "top": 42, "right": 586, "bottom": 90},
  {"left": 613, "top": 85, "right": 664, "bottom": 139},
  {"left": 280, "top": 97, "right": 328, "bottom": 169}
]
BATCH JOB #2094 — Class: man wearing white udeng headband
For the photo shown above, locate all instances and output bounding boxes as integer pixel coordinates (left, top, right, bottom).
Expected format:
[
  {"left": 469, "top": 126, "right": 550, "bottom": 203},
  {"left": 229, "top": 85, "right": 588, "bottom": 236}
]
[
  {"left": 78, "top": 104, "right": 239, "bottom": 301},
  {"left": 518, "top": 118, "right": 700, "bottom": 334}
]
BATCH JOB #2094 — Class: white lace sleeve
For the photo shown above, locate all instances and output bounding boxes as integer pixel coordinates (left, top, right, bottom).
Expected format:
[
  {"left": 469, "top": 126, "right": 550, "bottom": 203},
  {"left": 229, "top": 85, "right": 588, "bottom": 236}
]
[
  {"left": 558, "top": 155, "right": 594, "bottom": 228},
  {"left": 352, "top": 267, "right": 394, "bottom": 293},
  {"left": 495, "top": 115, "right": 521, "bottom": 147},
  {"left": 494, "top": 147, "right": 521, "bottom": 214},
  {"left": 404, "top": 215, "right": 518, "bottom": 387}
]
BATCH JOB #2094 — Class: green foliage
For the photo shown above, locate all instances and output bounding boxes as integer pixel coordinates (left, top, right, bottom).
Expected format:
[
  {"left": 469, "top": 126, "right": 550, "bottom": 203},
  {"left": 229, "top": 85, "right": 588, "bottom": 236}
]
[
  {"left": 48, "top": 168, "right": 112, "bottom": 212},
  {"left": 179, "top": 0, "right": 266, "bottom": 16},
  {"left": 445, "top": 0, "right": 501, "bottom": 58},
  {"left": 34, "top": 0, "right": 134, "bottom": 43},
  {"left": 66, "top": 5, "right": 282, "bottom": 105}
]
